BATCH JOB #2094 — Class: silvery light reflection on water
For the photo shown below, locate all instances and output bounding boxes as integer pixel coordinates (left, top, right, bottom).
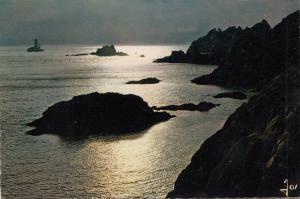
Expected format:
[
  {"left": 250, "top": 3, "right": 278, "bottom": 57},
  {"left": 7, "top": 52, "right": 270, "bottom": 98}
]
[{"left": 0, "top": 45, "right": 245, "bottom": 198}]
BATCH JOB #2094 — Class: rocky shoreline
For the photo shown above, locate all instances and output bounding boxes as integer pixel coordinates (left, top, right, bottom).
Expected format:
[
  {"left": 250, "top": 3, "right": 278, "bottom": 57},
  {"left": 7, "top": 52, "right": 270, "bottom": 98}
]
[
  {"left": 166, "top": 10, "right": 299, "bottom": 198},
  {"left": 167, "top": 67, "right": 300, "bottom": 198},
  {"left": 157, "top": 11, "right": 299, "bottom": 89}
]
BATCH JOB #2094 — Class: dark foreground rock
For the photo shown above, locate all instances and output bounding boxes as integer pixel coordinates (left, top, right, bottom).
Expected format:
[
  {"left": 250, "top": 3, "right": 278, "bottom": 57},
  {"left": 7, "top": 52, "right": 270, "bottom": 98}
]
[
  {"left": 26, "top": 92, "right": 173, "bottom": 136},
  {"left": 90, "top": 45, "right": 128, "bottom": 56},
  {"left": 126, "top": 77, "right": 160, "bottom": 84},
  {"left": 214, "top": 92, "right": 247, "bottom": 99},
  {"left": 167, "top": 67, "right": 300, "bottom": 198},
  {"left": 154, "top": 102, "right": 219, "bottom": 112}
]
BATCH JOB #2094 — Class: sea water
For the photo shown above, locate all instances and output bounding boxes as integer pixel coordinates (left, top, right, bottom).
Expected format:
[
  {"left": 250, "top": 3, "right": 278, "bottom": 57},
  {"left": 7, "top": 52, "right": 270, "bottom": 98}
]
[{"left": 0, "top": 45, "right": 245, "bottom": 198}]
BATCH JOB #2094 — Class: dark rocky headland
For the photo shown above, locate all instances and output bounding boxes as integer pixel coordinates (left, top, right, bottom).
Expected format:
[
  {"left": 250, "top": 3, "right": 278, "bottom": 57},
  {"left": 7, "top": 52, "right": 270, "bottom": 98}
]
[
  {"left": 26, "top": 92, "right": 173, "bottom": 136},
  {"left": 90, "top": 45, "right": 128, "bottom": 56},
  {"left": 126, "top": 77, "right": 160, "bottom": 84},
  {"left": 156, "top": 11, "right": 299, "bottom": 89},
  {"left": 167, "top": 10, "right": 299, "bottom": 198}
]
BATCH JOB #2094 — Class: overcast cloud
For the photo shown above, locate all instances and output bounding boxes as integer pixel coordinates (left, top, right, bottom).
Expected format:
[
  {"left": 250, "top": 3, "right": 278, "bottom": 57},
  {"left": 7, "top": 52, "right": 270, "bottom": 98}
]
[{"left": 0, "top": 0, "right": 298, "bottom": 45}]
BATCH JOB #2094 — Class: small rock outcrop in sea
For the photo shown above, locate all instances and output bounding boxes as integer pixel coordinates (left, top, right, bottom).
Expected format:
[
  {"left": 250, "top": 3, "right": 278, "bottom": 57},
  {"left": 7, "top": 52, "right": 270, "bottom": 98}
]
[
  {"left": 214, "top": 92, "right": 247, "bottom": 99},
  {"left": 126, "top": 77, "right": 160, "bottom": 84},
  {"left": 27, "top": 38, "right": 44, "bottom": 52},
  {"left": 66, "top": 53, "right": 89, "bottom": 56},
  {"left": 26, "top": 92, "right": 173, "bottom": 136},
  {"left": 90, "top": 45, "right": 128, "bottom": 56},
  {"left": 153, "top": 102, "right": 219, "bottom": 112}
]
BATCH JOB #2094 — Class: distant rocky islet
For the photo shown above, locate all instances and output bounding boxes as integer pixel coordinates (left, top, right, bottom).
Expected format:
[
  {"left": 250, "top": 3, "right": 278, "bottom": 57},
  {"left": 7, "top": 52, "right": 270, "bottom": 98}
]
[{"left": 66, "top": 44, "right": 128, "bottom": 57}]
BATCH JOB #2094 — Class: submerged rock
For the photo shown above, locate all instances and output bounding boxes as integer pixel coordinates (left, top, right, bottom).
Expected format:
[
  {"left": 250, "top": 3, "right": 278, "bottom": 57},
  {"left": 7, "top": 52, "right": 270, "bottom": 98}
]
[
  {"left": 26, "top": 92, "right": 173, "bottom": 136},
  {"left": 90, "top": 45, "right": 128, "bottom": 56},
  {"left": 214, "top": 92, "right": 247, "bottom": 99},
  {"left": 154, "top": 102, "right": 219, "bottom": 112},
  {"left": 66, "top": 53, "right": 89, "bottom": 56},
  {"left": 126, "top": 77, "right": 160, "bottom": 84}
]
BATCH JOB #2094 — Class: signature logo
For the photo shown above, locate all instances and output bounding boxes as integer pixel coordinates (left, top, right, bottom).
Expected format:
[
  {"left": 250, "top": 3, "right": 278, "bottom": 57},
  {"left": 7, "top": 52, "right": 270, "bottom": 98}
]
[{"left": 280, "top": 179, "right": 298, "bottom": 197}]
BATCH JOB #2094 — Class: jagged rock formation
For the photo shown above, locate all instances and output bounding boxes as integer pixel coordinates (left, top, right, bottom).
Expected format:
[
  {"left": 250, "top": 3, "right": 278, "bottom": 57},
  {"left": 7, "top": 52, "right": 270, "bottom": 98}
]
[
  {"left": 153, "top": 102, "right": 219, "bottom": 112},
  {"left": 166, "top": 10, "right": 300, "bottom": 198},
  {"left": 155, "top": 26, "right": 244, "bottom": 64},
  {"left": 126, "top": 77, "right": 160, "bottom": 84},
  {"left": 154, "top": 50, "right": 187, "bottom": 63},
  {"left": 167, "top": 67, "right": 300, "bottom": 198},
  {"left": 214, "top": 92, "right": 247, "bottom": 100},
  {"left": 192, "top": 11, "right": 299, "bottom": 88},
  {"left": 26, "top": 92, "right": 173, "bottom": 136},
  {"left": 90, "top": 45, "right": 128, "bottom": 56},
  {"left": 156, "top": 11, "right": 299, "bottom": 89}
]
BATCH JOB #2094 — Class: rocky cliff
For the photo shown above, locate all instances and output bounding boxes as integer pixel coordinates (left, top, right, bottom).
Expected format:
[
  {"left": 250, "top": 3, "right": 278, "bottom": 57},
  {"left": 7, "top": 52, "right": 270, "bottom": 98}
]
[
  {"left": 167, "top": 66, "right": 300, "bottom": 198},
  {"left": 192, "top": 11, "right": 299, "bottom": 88},
  {"left": 166, "top": 10, "right": 299, "bottom": 198},
  {"left": 156, "top": 11, "right": 299, "bottom": 89}
]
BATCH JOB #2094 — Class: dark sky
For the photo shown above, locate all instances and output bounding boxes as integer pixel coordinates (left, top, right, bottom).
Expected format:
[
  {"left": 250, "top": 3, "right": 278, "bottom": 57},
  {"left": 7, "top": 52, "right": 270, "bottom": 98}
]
[{"left": 0, "top": 0, "right": 298, "bottom": 45}]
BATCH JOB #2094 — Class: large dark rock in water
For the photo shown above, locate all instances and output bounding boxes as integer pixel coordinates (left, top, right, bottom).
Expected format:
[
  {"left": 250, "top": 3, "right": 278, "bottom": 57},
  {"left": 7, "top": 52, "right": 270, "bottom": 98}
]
[
  {"left": 126, "top": 77, "right": 160, "bottom": 84},
  {"left": 191, "top": 11, "right": 299, "bottom": 88},
  {"left": 153, "top": 102, "right": 219, "bottom": 112},
  {"left": 26, "top": 92, "right": 173, "bottom": 136},
  {"left": 90, "top": 45, "right": 128, "bottom": 56},
  {"left": 214, "top": 92, "right": 247, "bottom": 99},
  {"left": 167, "top": 67, "right": 300, "bottom": 198}
]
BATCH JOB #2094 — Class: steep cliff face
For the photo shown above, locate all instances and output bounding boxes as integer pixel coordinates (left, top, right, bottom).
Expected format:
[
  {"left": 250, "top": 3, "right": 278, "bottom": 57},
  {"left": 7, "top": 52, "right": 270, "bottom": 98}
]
[
  {"left": 167, "top": 68, "right": 300, "bottom": 197},
  {"left": 192, "top": 11, "right": 299, "bottom": 88},
  {"left": 156, "top": 11, "right": 299, "bottom": 89},
  {"left": 185, "top": 27, "right": 244, "bottom": 64},
  {"left": 155, "top": 19, "right": 270, "bottom": 65}
]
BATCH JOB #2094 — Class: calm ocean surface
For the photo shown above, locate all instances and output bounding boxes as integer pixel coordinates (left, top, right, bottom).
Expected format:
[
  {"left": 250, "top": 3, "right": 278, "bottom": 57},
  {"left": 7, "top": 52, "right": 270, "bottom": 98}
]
[{"left": 0, "top": 45, "right": 245, "bottom": 198}]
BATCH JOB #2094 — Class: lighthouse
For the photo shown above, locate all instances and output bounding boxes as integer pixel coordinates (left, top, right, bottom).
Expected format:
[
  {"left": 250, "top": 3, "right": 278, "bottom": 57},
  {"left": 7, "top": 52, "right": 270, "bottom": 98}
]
[{"left": 27, "top": 38, "right": 44, "bottom": 52}]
